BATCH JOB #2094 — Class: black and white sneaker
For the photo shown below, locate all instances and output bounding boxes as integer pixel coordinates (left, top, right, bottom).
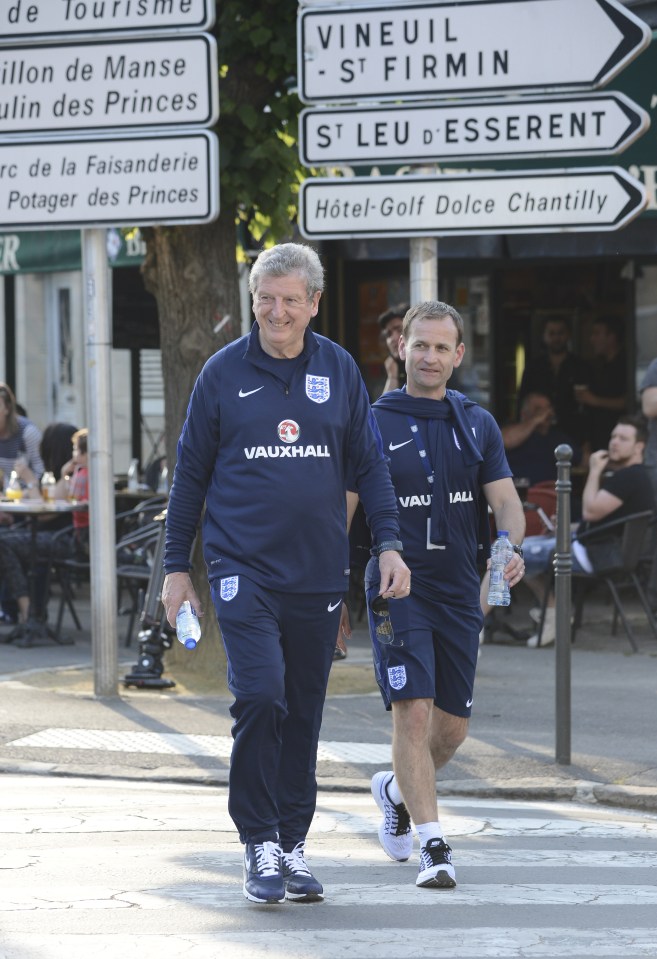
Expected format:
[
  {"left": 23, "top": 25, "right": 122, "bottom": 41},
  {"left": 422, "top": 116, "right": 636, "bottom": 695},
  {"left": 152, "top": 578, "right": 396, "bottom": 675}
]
[
  {"left": 416, "top": 837, "right": 457, "bottom": 888},
  {"left": 282, "top": 842, "right": 324, "bottom": 902},
  {"left": 371, "top": 770, "right": 413, "bottom": 861},
  {"left": 243, "top": 840, "right": 285, "bottom": 903}
]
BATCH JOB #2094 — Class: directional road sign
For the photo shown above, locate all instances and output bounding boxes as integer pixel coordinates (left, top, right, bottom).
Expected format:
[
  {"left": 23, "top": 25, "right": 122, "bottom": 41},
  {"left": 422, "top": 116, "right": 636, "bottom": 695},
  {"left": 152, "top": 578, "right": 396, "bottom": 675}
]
[
  {"left": 298, "top": 0, "right": 651, "bottom": 104},
  {"left": 299, "top": 168, "right": 647, "bottom": 238},
  {"left": 300, "top": 92, "right": 650, "bottom": 166},
  {"left": 0, "top": 35, "right": 219, "bottom": 135},
  {"left": 0, "top": 130, "right": 219, "bottom": 229},
  {"left": 0, "top": 0, "right": 215, "bottom": 39}
]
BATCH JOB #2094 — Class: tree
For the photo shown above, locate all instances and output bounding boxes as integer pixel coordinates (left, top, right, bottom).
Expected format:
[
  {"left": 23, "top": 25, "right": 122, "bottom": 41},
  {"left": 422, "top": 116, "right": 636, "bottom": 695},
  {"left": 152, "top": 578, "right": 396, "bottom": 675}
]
[{"left": 141, "top": 1, "right": 303, "bottom": 670}]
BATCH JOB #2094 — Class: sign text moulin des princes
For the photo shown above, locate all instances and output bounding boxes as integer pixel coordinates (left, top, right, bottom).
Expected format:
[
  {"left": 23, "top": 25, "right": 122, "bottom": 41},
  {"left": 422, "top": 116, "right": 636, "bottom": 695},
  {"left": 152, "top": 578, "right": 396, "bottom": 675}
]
[{"left": 0, "top": 35, "right": 218, "bottom": 134}]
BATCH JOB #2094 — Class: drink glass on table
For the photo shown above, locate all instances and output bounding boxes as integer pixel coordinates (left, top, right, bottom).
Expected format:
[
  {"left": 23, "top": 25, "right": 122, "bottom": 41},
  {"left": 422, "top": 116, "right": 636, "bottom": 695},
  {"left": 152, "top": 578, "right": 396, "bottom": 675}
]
[
  {"left": 5, "top": 470, "right": 23, "bottom": 501},
  {"left": 41, "top": 471, "right": 56, "bottom": 502}
]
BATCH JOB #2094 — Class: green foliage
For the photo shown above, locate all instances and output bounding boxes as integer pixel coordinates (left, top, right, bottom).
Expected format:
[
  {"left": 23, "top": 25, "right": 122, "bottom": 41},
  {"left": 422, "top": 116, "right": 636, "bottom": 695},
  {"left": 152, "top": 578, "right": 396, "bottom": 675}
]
[{"left": 213, "top": 0, "right": 308, "bottom": 243}]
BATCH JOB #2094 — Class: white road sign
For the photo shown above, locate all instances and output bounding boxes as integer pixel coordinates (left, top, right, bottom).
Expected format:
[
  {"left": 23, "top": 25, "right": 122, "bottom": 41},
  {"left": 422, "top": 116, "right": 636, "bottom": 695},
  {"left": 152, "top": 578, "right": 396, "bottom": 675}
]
[
  {"left": 0, "top": 0, "right": 215, "bottom": 38},
  {"left": 300, "top": 92, "right": 650, "bottom": 166},
  {"left": 298, "top": 0, "right": 651, "bottom": 103},
  {"left": 299, "top": 168, "right": 647, "bottom": 238},
  {"left": 0, "top": 35, "right": 218, "bottom": 135},
  {"left": 0, "top": 131, "right": 219, "bottom": 229}
]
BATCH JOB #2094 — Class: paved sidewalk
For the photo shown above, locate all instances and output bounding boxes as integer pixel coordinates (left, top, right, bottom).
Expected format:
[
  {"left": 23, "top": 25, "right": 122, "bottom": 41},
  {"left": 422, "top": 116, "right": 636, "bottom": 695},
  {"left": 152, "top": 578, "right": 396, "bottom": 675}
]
[{"left": 1, "top": 584, "right": 656, "bottom": 811}]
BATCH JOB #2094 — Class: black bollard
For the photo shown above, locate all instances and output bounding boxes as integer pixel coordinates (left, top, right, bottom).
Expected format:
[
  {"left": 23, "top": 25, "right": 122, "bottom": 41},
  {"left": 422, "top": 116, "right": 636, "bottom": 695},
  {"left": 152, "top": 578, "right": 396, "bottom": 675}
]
[{"left": 554, "top": 444, "right": 573, "bottom": 765}]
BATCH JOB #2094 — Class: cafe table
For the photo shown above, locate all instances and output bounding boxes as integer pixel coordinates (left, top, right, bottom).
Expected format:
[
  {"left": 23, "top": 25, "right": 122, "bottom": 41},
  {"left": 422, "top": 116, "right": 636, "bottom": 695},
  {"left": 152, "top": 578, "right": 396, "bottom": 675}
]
[{"left": 0, "top": 497, "right": 86, "bottom": 648}]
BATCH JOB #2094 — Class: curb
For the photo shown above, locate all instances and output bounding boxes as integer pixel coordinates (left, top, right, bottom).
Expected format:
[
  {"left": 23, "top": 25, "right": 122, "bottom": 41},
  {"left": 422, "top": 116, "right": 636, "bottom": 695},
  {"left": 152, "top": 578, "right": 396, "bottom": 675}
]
[{"left": 3, "top": 759, "right": 657, "bottom": 812}]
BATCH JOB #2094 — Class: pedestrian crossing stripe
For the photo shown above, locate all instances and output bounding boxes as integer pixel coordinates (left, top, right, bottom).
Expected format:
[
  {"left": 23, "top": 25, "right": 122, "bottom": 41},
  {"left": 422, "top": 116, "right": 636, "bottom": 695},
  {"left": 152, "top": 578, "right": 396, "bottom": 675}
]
[{"left": 5, "top": 727, "right": 392, "bottom": 763}]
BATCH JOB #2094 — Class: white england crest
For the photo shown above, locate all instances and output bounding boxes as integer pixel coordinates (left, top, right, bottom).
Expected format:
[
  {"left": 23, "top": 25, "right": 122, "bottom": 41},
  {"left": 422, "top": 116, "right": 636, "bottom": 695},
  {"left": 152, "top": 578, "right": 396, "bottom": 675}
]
[
  {"left": 220, "top": 576, "right": 239, "bottom": 601},
  {"left": 388, "top": 665, "right": 407, "bottom": 690},
  {"left": 306, "top": 374, "right": 330, "bottom": 403}
]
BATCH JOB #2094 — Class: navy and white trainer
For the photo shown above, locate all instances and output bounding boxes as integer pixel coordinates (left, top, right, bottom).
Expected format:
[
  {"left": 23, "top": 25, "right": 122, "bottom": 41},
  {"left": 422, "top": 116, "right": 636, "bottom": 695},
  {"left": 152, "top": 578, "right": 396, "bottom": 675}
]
[
  {"left": 371, "top": 770, "right": 413, "bottom": 862},
  {"left": 282, "top": 842, "right": 324, "bottom": 902},
  {"left": 416, "top": 837, "right": 457, "bottom": 888},
  {"left": 243, "top": 840, "right": 285, "bottom": 903}
]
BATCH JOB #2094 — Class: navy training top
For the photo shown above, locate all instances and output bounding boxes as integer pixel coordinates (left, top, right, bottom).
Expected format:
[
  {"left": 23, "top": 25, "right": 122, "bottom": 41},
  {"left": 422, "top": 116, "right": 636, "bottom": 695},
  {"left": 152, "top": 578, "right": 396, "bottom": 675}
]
[
  {"left": 164, "top": 323, "right": 400, "bottom": 593},
  {"left": 368, "top": 389, "right": 512, "bottom": 607}
]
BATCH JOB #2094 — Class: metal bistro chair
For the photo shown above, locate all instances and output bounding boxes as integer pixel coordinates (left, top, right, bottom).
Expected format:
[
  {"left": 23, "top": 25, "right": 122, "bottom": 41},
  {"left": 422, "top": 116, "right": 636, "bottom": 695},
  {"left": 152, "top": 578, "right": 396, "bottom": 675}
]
[
  {"left": 116, "top": 515, "right": 164, "bottom": 647},
  {"left": 537, "top": 509, "right": 657, "bottom": 653},
  {"left": 50, "top": 497, "right": 167, "bottom": 642}
]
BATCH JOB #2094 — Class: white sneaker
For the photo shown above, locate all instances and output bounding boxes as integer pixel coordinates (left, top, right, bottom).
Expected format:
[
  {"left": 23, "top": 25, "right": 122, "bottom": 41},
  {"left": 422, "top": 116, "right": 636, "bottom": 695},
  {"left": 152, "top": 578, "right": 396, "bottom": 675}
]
[
  {"left": 416, "top": 837, "right": 457, "bottom": 888},
  {"left": 371, "top": 771, "right": 413, "bottom": 862},
  {"left": 527, "top": 607, "right": 556, "bottom": 648}
]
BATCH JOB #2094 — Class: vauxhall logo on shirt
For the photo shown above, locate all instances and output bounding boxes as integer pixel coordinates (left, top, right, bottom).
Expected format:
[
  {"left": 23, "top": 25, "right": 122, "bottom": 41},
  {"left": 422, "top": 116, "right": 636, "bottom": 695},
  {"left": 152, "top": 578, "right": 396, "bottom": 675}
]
[
  {"left": 244, "top": 419, "right": 331, "bottom": 459},
  {"left": 399, "top": 490, "right": 474, "bottom": 507}
]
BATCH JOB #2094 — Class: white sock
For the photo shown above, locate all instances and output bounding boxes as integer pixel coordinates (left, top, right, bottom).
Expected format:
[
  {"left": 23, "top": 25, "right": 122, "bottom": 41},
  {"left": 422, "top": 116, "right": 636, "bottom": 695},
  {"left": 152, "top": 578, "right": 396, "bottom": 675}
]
[
  {"left": 386, "top": 774, "right": 404, "bottom": 805},
  {"left": 416, "top": 822, "right": 443, "bottom": 847}
]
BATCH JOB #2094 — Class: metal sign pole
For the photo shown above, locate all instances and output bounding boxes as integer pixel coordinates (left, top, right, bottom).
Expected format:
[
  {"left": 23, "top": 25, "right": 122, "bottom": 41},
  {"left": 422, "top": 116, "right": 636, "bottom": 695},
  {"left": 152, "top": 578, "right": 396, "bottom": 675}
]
[
  {"left": 409, "top": 237, "right": 438, "bottom": 303},
  {"left": 82, "top": 228, "right": 118, "bottom": 698}
]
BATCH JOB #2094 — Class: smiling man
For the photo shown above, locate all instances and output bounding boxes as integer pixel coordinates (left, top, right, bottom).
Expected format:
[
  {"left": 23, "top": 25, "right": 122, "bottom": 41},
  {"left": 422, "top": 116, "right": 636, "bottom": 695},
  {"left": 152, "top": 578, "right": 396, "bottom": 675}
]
[
  {"left": 162, "top": 243, "right": 409, "bottom": 906},
  {"left": 364, "top": 300, "right": 525, "bottom": 890}
]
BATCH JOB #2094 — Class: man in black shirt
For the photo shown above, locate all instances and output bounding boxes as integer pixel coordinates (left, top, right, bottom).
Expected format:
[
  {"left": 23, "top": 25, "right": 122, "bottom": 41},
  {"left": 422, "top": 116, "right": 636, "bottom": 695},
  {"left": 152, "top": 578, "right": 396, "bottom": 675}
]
[{"left": 521, "top": 414, "right": 654, "bottom": 647}]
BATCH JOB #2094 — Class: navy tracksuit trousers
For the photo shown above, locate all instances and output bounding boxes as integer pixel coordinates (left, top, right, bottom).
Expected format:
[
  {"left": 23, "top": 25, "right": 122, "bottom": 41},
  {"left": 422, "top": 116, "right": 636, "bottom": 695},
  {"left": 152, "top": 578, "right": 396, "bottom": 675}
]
[{"left": 211, "top": 574, "right": 343, "bottom": 849}]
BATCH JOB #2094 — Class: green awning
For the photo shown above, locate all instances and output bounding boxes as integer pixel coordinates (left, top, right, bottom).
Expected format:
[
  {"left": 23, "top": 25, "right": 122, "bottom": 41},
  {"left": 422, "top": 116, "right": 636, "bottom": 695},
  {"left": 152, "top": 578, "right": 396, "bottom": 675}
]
[{"left": 0, "top": 227, "right": 145, "bottom": 275}]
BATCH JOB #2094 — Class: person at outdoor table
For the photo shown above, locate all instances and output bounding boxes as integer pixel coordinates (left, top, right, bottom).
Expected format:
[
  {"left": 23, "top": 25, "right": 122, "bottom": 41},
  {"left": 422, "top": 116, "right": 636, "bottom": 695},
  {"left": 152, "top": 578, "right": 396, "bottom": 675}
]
[
  {"left": 518, "top": 315, "right": 592, "bottom": 445},
  {"left": 0, "top": 426, "right": 87, "bottom": 627},
  {"left": 575, "top": 316, "right": 628, "bottom": 455},
  {"left": 520, "top": 414, "right": 654, "bottom": 648},
  {"left": 502, "top": 392, "right": 582, "bottom": 487},
  {"left": 0, "top": 382, "right": 44, "bottom": 503}
]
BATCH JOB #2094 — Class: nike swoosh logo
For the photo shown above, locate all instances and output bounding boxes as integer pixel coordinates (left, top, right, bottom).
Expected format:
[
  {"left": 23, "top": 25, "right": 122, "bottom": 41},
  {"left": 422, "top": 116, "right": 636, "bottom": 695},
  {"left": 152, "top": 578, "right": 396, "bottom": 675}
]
[
  {"left": 239, "top": 387, "right": 264, "bottom": 397},
  {"left": 327, "top": 600, "right": 341, "bottom": 612},
  {"left": 466, "top": 698, "right": 473, "bottom": 708},
  {"left": 389, "top": 439, "right": 413, "bottom": 451}
]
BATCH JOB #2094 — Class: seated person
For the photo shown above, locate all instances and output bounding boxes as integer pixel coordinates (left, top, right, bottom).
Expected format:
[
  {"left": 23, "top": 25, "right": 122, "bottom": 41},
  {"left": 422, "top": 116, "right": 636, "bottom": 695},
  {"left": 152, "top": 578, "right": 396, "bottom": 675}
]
[
  {"left": 0, "top": 426, "right": 88, "bottom": 626},
  {"left": 502, "top": 392, "right": 582, "bottom": 488},
  {"left": 0, "top": 383, "right": 44, "bottom": 519},
  {"left": 520, "top": 415, "right": 654, "bottom": 649}
]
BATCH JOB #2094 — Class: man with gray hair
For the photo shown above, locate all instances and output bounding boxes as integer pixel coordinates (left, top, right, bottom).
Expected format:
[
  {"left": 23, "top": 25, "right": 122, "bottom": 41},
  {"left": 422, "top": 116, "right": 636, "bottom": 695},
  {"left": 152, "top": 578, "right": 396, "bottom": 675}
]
[{"left": 163, "top": 242, "right": 409, "bottom": 905}]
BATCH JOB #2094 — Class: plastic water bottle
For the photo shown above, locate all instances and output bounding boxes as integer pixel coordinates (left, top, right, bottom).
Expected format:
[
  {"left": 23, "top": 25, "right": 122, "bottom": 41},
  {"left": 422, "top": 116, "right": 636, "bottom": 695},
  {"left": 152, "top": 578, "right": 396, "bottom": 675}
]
[
  {"left": 176, "top": 601, "right": 201, "bottom": 649},
  {"left": 487, "top": 530, "right": 514, "bottom": 607}
]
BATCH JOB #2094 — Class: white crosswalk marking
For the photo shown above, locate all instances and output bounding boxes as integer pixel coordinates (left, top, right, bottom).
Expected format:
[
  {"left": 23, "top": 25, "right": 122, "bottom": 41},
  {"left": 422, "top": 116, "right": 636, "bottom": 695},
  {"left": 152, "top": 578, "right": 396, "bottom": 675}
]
[{"left": 2, "top": 778, "right": 657, "bottom": 959}]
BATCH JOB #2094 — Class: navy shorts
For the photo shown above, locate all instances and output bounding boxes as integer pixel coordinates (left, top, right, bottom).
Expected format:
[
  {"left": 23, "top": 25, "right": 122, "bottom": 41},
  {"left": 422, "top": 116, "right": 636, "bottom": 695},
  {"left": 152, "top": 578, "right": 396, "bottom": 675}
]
[{"left": 366, "top": 581, "right": 482, "bottom": 719}]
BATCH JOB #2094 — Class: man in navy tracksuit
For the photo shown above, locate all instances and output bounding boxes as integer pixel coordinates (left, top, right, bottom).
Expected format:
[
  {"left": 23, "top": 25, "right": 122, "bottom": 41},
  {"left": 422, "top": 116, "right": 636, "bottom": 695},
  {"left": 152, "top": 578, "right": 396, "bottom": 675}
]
[
  {"left": 162, "top": 243, "right": 410, "bottom": 905},
  {"left": 363, "top": 301, "right": 525, "bottom": 890}
]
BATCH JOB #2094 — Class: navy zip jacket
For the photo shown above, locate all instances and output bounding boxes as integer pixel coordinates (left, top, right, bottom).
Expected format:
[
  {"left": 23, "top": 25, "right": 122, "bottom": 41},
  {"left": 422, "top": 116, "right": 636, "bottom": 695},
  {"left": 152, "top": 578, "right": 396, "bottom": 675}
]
[
  {"left": 370, "top": 388, "right": 511, "bottom": 605},
  {"left": 164, "top": 323, "right": 400, "bottom": 593}
]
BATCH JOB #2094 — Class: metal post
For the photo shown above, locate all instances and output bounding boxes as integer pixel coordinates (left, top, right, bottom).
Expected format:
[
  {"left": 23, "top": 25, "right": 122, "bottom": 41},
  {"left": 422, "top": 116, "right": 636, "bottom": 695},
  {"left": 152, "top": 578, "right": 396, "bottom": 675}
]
[
  {"left": 554, "top": 444, "right": 573, "bottom": 764},
  {"left": 409, "top": 237, "right": 438, "bottom": 302},
  {"left": 82, "top": 228, "right": 118, "bottom": 698}
]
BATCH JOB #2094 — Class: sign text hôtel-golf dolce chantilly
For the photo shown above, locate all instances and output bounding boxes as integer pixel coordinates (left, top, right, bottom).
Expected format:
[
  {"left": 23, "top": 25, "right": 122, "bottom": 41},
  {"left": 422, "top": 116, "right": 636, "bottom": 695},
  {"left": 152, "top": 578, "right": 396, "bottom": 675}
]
[
  {"left": 0, "top": 0, "right": 219, "bottom": 229},
  {"left": 297, "top": 0, "right": 650, "bottom": 239}
]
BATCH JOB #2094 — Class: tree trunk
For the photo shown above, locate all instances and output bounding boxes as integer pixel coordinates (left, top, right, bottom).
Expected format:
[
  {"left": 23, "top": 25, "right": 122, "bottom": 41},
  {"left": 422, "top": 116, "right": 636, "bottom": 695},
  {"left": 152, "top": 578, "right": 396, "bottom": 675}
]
[{"left": 141, "top": 210, "right": 241, "bottom": 673}]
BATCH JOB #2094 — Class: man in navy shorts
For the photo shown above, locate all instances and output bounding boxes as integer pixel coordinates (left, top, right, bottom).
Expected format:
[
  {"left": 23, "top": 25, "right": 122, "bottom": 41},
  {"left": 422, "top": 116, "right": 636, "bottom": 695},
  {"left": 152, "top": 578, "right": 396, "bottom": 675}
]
[{"left": 361, "top": 301, "right": 525, "bottom": 890}]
